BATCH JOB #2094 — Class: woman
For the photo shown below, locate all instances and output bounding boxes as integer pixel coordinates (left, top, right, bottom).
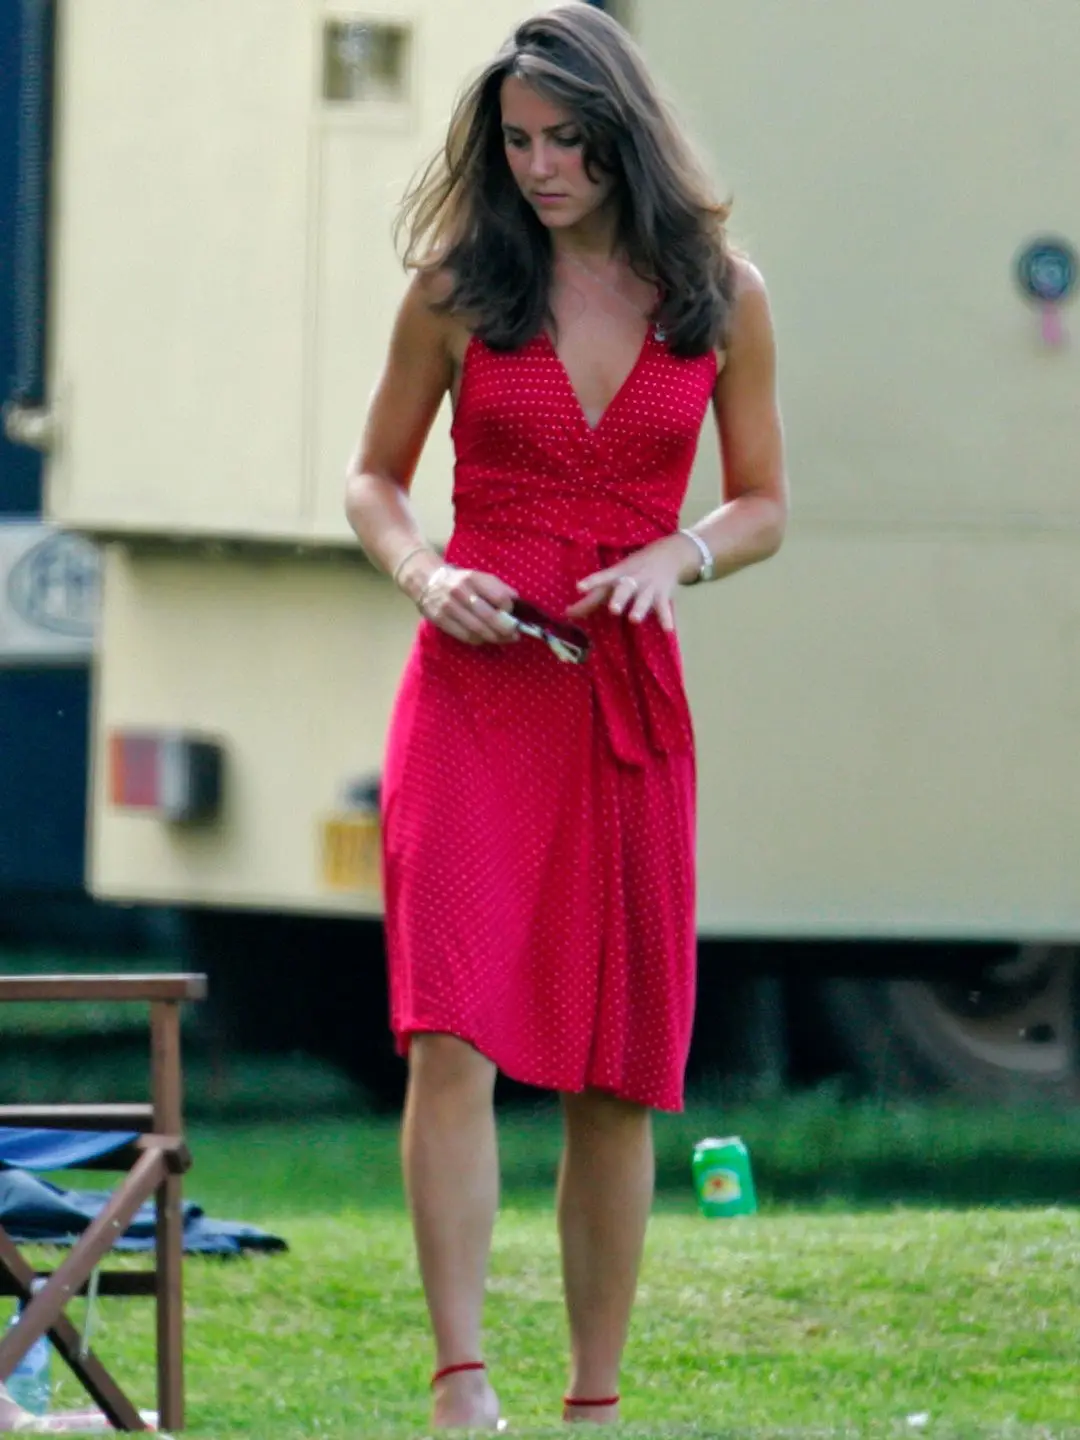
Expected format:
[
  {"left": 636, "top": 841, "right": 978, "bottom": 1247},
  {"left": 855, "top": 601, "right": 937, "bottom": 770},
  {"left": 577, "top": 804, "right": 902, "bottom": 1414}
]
[{"left": 345, "top": 4, "right": 786, "bottom": 1428}]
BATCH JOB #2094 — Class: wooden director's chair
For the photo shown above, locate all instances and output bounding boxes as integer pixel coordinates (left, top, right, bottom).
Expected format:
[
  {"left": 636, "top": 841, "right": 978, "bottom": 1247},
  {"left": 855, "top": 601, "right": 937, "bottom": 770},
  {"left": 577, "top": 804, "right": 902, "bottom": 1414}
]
[{"left": 0, "top": 974, "right": 206, "bottom": 1433}]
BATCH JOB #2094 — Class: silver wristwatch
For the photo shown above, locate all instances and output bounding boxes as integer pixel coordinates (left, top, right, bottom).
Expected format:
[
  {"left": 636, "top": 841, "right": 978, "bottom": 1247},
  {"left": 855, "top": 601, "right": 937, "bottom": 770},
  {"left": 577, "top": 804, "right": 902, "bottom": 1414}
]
[{"left": 678, "top": 527, "right": 715, "bottom": 584}]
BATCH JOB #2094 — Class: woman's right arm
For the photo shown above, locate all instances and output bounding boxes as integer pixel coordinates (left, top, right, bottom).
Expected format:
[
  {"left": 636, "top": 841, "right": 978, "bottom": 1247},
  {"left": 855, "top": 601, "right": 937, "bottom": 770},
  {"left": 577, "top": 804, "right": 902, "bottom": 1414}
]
[
  {"left": 344, "top": 273, "right": 453, "bottom": 598},
  {"left": 344, "top": 275, "right": 517, "bottom": 645}
]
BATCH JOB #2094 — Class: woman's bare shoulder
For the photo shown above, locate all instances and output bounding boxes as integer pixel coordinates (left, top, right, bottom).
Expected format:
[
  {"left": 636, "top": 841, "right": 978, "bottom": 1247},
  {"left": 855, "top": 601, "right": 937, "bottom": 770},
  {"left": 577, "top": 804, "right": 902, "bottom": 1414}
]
[
  {"left": 405, "top": 267, "right": 472, "bottom": 368},
  {"left": 727, "top": 256, "right": 774, "bottom": 341},
  {"left": 715, "top": 256, "right": 772, "bottom": 375},
  {"left": 729, "top": 253, "right": 768, "bottom": 299}
]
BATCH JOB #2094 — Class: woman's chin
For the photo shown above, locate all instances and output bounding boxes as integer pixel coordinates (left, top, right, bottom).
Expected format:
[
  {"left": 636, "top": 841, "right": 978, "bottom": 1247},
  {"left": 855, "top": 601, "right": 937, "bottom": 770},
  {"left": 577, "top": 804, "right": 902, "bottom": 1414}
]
[{"left": 533, "top": 209, "right": 576, "bottom": 229}]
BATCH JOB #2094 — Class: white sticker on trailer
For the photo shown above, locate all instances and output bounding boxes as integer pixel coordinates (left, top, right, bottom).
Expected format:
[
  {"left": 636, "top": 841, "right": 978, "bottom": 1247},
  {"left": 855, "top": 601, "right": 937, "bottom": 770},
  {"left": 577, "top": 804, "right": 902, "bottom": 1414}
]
[{"left": 0, "top": 522, "right": 99, "bottom": 664}]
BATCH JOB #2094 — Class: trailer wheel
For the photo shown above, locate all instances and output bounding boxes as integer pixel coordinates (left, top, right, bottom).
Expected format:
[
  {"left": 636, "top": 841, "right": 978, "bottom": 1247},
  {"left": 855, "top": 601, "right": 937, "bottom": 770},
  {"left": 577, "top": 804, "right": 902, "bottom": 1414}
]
[{"left": 820, "top": 945, "right": 1080, "bottom": 1102}]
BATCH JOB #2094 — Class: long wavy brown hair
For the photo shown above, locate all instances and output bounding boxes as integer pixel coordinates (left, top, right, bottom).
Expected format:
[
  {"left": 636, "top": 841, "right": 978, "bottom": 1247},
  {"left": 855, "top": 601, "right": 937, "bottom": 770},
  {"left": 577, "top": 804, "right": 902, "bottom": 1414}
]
[{"left": 397, "top": 3, "right": 736, "bottom": 357}]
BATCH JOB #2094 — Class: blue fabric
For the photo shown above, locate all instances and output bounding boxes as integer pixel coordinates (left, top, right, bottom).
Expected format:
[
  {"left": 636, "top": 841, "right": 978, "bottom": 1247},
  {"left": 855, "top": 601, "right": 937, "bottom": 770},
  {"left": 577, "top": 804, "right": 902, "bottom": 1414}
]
[
  {"left": 0, "top": 1169, "right": 287, "bottom": 1257},
  {"left": 0, "top": 1128, "right": 138, "bottom": 1171}
]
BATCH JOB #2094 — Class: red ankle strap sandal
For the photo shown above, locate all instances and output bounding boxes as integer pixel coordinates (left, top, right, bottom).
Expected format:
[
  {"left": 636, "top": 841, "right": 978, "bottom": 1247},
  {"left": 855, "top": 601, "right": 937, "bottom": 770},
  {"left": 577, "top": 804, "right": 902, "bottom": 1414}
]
[
  {"left": 432, "top": 1361, "right": 486, "bottom": 1387},
  {"left": 564, "top": 1395, "right": 619, "bottom": 1408}
]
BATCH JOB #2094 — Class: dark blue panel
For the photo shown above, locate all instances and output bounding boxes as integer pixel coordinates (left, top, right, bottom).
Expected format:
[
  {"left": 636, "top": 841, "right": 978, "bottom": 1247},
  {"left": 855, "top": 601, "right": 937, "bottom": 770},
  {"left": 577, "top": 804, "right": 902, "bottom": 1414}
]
[
  {"left": 0, "top": 668, "right": 88, "bottom": 889},
  {"left": 0, "top": 10, "right": 83, "bottom": 903},
  {"left": 0, "top": 1129, "right": 138, "bottom": 1169},
  {"left": 0, "top": 3, "right": 44, "bottom": 515}
]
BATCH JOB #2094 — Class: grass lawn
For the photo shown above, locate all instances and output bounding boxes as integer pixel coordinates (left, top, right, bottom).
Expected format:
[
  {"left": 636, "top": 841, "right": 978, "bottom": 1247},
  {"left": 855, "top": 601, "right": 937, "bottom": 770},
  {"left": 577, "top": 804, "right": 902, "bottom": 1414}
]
[{"left": 16, "top": 1113, "right": 1080, "bottom": 1440}]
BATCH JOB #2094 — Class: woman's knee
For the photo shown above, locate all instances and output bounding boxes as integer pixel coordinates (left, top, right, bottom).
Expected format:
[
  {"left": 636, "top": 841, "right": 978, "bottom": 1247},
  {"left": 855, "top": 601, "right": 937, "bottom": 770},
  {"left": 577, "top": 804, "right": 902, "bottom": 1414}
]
[
  {"left": 409, "top": 1032, "right": 497, "bottom": 1098},
  {"left": 562, "top": 1087, "right": 652, "bottom": 1136}
]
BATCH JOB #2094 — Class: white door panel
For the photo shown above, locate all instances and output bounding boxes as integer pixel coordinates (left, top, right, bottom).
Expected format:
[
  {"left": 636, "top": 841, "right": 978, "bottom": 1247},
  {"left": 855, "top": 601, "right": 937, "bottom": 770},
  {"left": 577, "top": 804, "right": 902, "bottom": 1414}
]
[{"left": 48, "top": 0, "right": 315, "bottom": 535}]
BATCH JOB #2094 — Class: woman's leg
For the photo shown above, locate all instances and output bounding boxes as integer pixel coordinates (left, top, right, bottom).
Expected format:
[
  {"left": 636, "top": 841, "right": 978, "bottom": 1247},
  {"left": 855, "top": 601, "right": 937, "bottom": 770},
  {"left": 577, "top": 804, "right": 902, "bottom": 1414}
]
[
  {"left": 557, "top": 1090, "right": 654, "bottom": 1424},
  {"left": 402, "top": 1033, "right": 501, "bottom": 1429}
]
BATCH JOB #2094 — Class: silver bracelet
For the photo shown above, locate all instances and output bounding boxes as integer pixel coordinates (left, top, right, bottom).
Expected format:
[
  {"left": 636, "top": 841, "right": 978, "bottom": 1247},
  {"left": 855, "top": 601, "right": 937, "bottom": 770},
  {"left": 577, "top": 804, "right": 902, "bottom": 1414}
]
[
  {"left": 417, "top": 563, "right": 455, "bottom": 615},
  {"left": 678, "top": 527, "right": 715, "bottom": 584},
  {"left": 390, "top": 543, "right": 431, "bottom": 587}
]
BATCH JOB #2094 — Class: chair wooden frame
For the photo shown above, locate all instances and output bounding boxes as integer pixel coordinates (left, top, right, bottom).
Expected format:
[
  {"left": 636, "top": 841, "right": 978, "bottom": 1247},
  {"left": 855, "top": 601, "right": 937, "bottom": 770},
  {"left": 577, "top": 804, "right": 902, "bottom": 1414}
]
[{"left": 0, "top": 975, "right": 206, "bottom": 1433}]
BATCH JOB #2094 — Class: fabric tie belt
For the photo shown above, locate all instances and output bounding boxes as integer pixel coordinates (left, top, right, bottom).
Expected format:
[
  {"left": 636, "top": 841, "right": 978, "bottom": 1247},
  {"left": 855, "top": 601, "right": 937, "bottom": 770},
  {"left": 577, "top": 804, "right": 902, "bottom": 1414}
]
[
  {"left": 448, "top": 513, "right": 695, "bottom": 768},
  {"left": 583, "top": 542, "right": 694, "bottom": 768}
]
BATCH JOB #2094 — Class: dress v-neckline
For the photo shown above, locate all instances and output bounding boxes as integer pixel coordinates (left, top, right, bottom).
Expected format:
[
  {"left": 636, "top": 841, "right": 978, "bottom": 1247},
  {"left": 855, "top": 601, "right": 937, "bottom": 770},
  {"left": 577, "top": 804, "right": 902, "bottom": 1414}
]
[{"left": 542, "top": 326, "right": 654, "bottom": 435}]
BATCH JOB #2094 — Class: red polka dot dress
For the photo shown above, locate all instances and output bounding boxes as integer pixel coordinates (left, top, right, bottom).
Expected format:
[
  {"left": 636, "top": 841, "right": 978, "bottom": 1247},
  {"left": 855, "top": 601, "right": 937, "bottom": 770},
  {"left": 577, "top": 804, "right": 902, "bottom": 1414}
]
[{"left": 381, "top": 325, "right": 718, "bottom": 1112}]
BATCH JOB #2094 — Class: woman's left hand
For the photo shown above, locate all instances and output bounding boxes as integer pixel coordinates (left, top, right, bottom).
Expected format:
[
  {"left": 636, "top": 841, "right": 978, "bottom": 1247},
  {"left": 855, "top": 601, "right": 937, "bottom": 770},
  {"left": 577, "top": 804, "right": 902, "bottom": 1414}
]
[{"left": 566, "top": 533, "right": 700, "bottom": 633}]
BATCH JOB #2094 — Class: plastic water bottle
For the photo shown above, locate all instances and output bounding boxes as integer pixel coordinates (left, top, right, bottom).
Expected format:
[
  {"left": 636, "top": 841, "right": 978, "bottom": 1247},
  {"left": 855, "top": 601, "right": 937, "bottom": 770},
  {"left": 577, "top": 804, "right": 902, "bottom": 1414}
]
[{"left": 6, "top": 1280, "right": 51, "bottom": 1416}]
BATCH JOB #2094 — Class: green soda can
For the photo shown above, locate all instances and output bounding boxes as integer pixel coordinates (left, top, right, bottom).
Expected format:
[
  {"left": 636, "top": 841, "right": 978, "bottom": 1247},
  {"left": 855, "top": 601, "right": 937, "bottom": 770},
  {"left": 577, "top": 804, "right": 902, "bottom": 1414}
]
[{"left": 692, "top": 1136, "right": 758, "bottom": 1218}]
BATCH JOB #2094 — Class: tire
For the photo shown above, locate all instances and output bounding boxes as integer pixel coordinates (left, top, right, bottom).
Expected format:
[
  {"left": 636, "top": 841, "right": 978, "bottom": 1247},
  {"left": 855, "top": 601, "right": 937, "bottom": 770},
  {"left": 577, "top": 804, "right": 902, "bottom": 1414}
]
[{"left": 819, "top": 945, "right": 1080, "bottom": 1103}]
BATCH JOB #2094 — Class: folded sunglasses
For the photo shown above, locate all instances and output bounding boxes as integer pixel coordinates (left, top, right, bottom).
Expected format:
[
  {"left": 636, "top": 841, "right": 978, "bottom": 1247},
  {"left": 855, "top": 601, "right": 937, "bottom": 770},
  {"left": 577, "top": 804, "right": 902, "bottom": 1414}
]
[{"left": 508, "top": 599, "right": 591, "bottom": 665}]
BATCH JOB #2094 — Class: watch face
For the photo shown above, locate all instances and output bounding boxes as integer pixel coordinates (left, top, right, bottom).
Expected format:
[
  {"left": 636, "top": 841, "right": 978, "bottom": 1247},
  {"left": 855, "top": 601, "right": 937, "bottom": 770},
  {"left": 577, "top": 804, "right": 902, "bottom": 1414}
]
[{"left": 1015, "top": 237, "right": 1078, "bottom": 305}]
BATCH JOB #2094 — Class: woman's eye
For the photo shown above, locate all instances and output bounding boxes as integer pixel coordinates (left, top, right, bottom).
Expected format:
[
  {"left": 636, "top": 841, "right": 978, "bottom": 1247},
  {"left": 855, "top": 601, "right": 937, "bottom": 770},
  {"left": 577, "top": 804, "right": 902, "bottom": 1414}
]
[
  {"left": 555, "top": 133, "right": 583, "bottom": 149},
  {"left": 506, "top": 135, "right": 530, "bottom": 150}
]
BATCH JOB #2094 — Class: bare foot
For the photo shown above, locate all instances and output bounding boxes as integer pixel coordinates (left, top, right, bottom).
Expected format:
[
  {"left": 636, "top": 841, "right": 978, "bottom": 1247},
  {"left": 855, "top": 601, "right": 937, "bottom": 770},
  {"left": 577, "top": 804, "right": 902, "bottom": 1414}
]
[
  {"left": 563, "top": 1399, "right": 620, "bottom": 1425},
  {"left": 0, "top": 1385, "right": 31, "bottom": 1433},
  {"left": 431, "top": 1368, "right": 502, "bottom": 1431}
]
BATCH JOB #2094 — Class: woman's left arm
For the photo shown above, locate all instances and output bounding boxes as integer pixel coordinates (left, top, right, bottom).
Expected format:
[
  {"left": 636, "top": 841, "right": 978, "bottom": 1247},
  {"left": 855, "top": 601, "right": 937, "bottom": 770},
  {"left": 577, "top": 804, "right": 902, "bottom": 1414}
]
[
  {"left": 688, "top": 260, "right": 789, "bottom": 580},
  {"left": 569, "top": 260, "right": 788, "bottom": 631}
]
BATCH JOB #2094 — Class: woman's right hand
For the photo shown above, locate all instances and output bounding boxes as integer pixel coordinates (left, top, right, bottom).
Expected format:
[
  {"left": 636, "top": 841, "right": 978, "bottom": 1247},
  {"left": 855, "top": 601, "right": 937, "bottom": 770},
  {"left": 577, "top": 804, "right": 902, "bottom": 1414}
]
[{"left": 410, "top": 561, "right": 520, "bottom": 646}]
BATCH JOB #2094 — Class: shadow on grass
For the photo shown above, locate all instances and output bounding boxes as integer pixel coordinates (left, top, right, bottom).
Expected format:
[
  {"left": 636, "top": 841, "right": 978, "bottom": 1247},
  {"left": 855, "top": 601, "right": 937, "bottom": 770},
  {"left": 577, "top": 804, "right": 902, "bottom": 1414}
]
[
  {"left": 3, "top": 1022, "right": 1080, "bottom": 1213},
  {"left": 501, "top": 1094, "right": 1080, "bottom": 1212},
  {"left": 652, "top": 1155, "right": 1080, "bottom": 1212}
]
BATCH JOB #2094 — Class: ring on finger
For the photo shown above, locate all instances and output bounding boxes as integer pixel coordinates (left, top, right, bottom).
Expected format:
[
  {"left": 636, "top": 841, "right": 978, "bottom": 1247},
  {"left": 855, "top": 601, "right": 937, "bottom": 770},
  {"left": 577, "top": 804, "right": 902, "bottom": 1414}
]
[{"left": 467, "top": 593, "right": 480, "bottom": 608}]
